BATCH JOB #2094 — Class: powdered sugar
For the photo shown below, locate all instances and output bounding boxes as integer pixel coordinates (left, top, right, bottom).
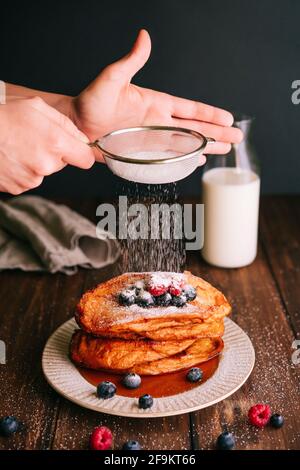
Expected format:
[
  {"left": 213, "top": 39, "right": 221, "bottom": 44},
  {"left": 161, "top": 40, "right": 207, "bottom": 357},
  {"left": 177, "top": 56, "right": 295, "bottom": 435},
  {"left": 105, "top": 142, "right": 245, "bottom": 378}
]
[
  {"left": 106, "top": 150, "right": 198, "bottom": 184},
  {"left": 119, "top": 272, "right": 198, "bottom": 324},
  {"left": 149, "top": 272, "right": 185, "bottom": 289},
  {"left": 128, "top": 301, "right": 198, "bottom": 320},
  {"left": 134, "top": 280, "right": 145, "bottom": 291},
  {"left": 116, "top": 181, "right": 186, "bottom": 273}
]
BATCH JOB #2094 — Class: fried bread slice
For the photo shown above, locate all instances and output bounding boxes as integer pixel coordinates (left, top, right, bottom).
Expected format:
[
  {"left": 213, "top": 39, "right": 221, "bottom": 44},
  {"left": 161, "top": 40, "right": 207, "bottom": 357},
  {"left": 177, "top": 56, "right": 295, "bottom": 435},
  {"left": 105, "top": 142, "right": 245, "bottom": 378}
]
[
  {"left": 133, "top": 337, "right": 224, "bottom": 375},
  {"left": 75, "top": 271, "right": 231, "bottom": 340},
  {"left": 140, "top": 318, "right": 224, "bottom": 341},
  {"left": 89, "top": 318, "right": 224, "bottom": 341},
  {"left": 70, "top": 329, "right": 195, "bottom": 371},
  {"left": 70, "top": 330, "right": 223, "bottom": 375}
]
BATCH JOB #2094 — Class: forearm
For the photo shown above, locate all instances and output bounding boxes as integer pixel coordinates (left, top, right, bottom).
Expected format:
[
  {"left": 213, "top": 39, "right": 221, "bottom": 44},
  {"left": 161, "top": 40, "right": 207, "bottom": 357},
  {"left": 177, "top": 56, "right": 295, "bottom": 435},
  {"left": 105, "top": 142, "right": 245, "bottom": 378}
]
[{"left": 5, "top": 82, "right": 72, "bottom": 116}]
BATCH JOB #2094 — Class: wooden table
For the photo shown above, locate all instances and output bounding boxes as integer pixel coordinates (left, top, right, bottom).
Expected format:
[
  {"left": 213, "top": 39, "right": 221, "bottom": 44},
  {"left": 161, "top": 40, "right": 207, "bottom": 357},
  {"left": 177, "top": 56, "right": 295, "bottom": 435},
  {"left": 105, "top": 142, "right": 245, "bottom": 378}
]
[{"left": 0, "top": 195, "right": 299, "bottom": 450}]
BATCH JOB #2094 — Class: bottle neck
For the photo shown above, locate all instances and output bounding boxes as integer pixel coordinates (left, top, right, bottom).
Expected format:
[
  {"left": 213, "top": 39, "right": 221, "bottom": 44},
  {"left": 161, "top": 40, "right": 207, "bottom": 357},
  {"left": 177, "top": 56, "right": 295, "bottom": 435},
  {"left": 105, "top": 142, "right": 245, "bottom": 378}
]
[{"left": 234, "top": 118, "right": 253, "bottom": 139}]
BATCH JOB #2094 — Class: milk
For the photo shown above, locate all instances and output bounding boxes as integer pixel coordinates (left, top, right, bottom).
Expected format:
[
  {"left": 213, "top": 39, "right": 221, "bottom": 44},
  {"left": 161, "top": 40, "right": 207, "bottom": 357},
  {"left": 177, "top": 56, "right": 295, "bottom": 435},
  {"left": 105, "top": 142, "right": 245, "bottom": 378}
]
[{"left": 202, "top": 167, "right": 260, "bottom": 268}]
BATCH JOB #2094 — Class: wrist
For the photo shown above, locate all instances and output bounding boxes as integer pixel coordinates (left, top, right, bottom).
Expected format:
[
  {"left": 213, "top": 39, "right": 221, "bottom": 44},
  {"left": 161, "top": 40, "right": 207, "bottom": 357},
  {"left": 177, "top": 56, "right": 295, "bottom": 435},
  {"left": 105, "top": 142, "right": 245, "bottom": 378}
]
[
  {"left": 4, "top": 82, "right": 74, "bottom": 117},
  {"left": 54, "top": 94, "right": 74, "bottom": 117}
]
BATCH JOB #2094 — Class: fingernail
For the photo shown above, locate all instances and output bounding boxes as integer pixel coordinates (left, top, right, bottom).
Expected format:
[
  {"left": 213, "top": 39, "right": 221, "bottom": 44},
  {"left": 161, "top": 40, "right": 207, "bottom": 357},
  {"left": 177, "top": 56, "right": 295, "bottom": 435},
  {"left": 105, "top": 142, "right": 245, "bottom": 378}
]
[
  {"left": 227, "top": 113, "right": 234, "bottom": 126},
  {"left": 78, "top": 132, "right": 89, "bottom": 143}
]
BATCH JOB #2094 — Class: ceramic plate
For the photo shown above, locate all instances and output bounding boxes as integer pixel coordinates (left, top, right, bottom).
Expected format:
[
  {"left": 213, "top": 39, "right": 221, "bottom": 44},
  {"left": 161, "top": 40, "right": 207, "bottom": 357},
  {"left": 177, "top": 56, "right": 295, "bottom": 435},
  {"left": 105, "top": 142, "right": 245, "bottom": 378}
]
[{"left": 42, "top": 317, "right": 255, "bottom": 418}]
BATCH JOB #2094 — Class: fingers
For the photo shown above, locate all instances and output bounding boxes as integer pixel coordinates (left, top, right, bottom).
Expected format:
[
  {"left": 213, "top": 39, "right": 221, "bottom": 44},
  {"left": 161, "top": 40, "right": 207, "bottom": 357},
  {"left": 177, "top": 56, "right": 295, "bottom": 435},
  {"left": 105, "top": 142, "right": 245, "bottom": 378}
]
[
  {"left": 126, "top": 29, "right": 151, "bottom": 78},
  {"left": 172, "top": 118, "right": 242, "bottom": 155},
  {"left": 204, "top": 142, "right": 232, "bottom": 155},
  {"left": 27, "top": 97, "right": 95, "bottom": 170},
  {"left": 199, "top": 154, "right": 207, "bottom": 166},
  {"left": 171, "top": 96, "right": 234, "bottom": 127},
  {"left": 32, "top": 157, "right": 67, "bottom": 177},
  {"left": 0, "top": 98, "right": 96, "bottom": 195},
  {"left": 99, "top": 29, "right": 152, "bottom": 83},
  {"left": 28, "top": 96, "right": 90, "bottom": 143},
  {"left": 34, "top": 137, "right": 94, "bottom": 173},
  {"left": 173, "top": 118, "right": 243, "bottom": 144},
  {"left": 0, "top": 159, "right": 45, "bottom": 194},
  {"left": 57, "top": 135, "right": 95, "bottom": 169},
  {"left": 16, "top": 175, "right": 44, "bottom": 193}
]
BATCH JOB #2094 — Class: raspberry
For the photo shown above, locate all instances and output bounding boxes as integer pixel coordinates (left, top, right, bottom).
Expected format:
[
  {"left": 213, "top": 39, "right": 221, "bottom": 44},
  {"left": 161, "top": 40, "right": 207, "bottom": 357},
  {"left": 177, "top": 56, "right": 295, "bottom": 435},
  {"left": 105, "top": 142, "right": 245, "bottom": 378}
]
[
  {"left": 148, "top": 285, "right": 168, "bottom": 297},
  {"left": 169, "top": 283, "right": 182, "bottom": 296},
  {"left": 89, "top": 426, "right": 113, "bottom": 450},
  {"left": 169, "top": 285, "right": 181, "bottom": 296},
  {"left": 248, "top": 404, "right": 271, "bottom": 428}
]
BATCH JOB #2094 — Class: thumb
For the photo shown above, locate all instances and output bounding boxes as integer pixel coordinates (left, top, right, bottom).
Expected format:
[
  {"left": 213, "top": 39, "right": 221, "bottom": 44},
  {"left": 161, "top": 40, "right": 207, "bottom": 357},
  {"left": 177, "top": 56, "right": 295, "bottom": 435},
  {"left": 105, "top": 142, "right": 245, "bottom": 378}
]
[{"left": 101, "top": 29, "right": 151, "bottom": 83}]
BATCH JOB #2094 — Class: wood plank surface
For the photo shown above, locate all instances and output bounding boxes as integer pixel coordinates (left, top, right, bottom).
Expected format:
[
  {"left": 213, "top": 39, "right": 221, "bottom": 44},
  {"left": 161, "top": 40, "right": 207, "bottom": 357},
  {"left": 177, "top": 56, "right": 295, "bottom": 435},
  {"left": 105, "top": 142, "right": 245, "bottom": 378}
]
[
  {"left": 188, "top": 244, "right": 300, "bottom": 449},
  {"left": 260, "top": 196, "right": 300, "bottom": 335},
  {"left": 0, "top": 196, "right": 299, "bottom": 450}
]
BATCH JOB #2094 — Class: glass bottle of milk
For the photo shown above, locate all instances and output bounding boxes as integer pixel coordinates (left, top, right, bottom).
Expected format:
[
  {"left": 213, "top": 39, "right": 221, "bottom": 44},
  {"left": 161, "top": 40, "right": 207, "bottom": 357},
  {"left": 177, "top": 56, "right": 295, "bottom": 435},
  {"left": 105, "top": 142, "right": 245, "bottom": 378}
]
[{"left": 201, "top": 115, "right": 260, "bottom": 268}]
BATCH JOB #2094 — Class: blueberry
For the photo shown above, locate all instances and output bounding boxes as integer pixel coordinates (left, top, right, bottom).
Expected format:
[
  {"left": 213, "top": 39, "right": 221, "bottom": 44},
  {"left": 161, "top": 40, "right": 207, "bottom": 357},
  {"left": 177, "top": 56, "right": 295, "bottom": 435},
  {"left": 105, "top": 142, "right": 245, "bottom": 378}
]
[
  {"left": 216, "top": 431, "right": 235, "bottom": 450},
  {"left": 122, "top": 440, "right": 142, "bottom": 450},
  {"left": 97, "top": 381, "right": 116, "bottom": 399},
  {"left": 138, "top": 394, "right": 154, "bottom": 409},
  {"left": 0, "top": 416, "right": 20, "bottom": 437},
  {"left": 186, "top": 367, "right": 203, "bottom": 383},
  {"left": 119, "top": 289, "right": 136, "bottom": 306},
  {"left": 270, "top": 413, "right": 284, "bottom": 428},
  {"left": 122, "top": 373, "right": 141, "bottom": 389},
  {"left": 136, "top": 291, "right": 154, "bottom": 308},
  {"left": 182, "top": 285, "right": 197, "bottom": 301},
  {"left": 155, "top": 292, "right": 172, "bottom": 307},
  {"left": 171, "top": 293, "right": 187, "bottom": 307}
]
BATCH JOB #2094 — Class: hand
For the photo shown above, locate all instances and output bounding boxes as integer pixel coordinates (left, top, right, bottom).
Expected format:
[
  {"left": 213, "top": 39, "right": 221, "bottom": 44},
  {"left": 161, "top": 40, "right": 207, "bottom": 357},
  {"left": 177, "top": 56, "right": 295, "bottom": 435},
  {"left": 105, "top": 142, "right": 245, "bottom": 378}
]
[
  {"left": 0, "top": 97, "right": 95, "bottom": 195},
  {"left": 69, "top": 30, "right": 243, "bottom": 158}
]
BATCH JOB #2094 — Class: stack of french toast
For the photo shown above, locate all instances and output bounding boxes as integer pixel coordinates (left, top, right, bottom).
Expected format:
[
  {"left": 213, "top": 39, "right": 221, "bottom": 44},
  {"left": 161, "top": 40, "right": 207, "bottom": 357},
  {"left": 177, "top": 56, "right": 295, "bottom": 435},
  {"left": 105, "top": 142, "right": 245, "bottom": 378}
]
[{"left": 70, "top": 271, "right": 231, "bottom": 375}]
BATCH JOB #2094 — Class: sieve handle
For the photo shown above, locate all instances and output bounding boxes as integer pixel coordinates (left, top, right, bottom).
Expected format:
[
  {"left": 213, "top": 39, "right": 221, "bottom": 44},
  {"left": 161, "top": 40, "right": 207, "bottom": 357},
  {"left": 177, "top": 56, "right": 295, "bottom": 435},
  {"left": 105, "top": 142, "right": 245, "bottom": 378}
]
[
  {"left": 205, "top": 137, "right": 215, "bottom": 145},
  {"left": 88, "top": 141, "right": 100, "bottom": 149}
]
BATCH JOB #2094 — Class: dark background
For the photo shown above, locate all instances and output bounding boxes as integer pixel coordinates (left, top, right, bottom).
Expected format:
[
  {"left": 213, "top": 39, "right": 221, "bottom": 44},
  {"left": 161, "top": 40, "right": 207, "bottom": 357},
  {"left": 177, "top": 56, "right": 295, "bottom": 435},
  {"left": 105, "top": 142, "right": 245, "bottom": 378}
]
[{"left": 1, "top": 0, "right": 299, "bottom": 197}]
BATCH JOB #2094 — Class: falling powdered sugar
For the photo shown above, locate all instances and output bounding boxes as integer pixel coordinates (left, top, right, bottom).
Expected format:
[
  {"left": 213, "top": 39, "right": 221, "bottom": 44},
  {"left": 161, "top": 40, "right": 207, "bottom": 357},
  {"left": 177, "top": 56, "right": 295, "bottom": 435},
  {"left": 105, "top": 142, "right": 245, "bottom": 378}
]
[{"left": 116, "top": 181, "right": 186, "bottom": 273}]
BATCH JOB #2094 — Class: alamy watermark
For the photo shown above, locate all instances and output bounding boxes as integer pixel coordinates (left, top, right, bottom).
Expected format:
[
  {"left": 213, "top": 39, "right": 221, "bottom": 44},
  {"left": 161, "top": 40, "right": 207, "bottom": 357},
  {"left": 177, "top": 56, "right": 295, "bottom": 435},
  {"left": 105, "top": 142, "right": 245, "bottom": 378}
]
[
  {"left": 291, "top": 339, "right": 300, "bottom": 366},
  {"left": 0, "top": 340, "right": 6, "bottom": 364},
  {"left": 96, "top": 196, "right": 204, "bottom": 250},
  {"left": 291, "top": 80, "right": 300, "bottom": 104}
]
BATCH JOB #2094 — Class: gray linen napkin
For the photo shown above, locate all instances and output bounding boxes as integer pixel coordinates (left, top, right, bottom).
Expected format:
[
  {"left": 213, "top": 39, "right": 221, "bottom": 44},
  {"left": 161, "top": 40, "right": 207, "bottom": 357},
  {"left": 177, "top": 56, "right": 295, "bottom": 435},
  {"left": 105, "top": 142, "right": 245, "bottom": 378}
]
[{"left": 0, "top": 196, "right": 120, "bottom": 274}]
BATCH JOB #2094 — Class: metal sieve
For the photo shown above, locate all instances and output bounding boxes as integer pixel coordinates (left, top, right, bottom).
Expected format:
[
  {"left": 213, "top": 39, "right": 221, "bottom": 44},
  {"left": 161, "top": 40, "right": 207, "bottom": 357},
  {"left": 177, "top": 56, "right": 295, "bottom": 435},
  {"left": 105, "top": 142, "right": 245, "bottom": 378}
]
[{"left": 90, "top": 126, "right": 215, "bottom": 184}]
